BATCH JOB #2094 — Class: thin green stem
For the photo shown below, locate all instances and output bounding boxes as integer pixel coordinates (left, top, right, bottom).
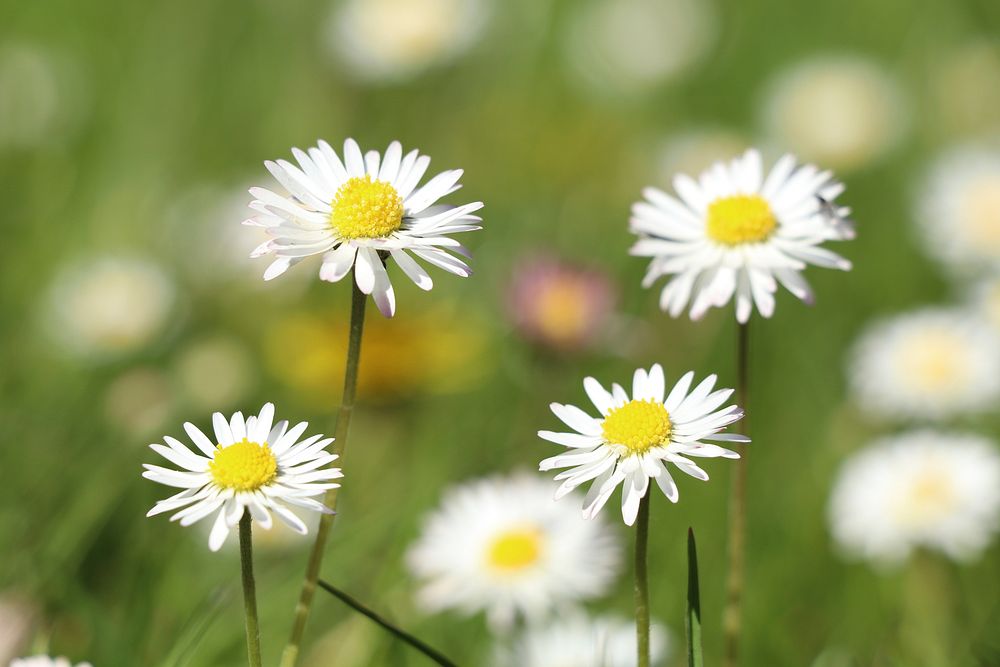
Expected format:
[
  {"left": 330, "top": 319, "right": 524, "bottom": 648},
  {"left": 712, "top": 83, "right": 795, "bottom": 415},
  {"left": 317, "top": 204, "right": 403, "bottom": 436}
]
[
  {"left": 281, "top": 278, "right": 367, "bottom": 667},
  {"left": 723, "top": 321, "right": 751, "bottom": 667},
  {"left": 635, "top": 493, "right": 651, "bottom": 667},
  {"left": 317, "top": 580, "right": 458, "bottom": 667},
  {"left": 239, "top": 515, "right": 262, "bottom": 667}
]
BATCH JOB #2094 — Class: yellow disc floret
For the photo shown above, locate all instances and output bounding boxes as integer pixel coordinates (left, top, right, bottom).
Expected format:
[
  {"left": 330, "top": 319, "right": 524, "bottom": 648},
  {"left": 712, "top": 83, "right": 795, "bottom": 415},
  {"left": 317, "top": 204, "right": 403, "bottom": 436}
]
[
  {"left": 486, "top": 528, "right": 543, "bottom": 572},
  {"left": 209, "top": 439, "right": 278, "bottom": 491},
  {"left": 330, "top": 175, "right": 404, "bottom": 240},
  {"left": 706, "top": 194, "right": 777, "bottom": 246},
  {"left": 602, "top": 399, "right": 673, "bottom": 454}
]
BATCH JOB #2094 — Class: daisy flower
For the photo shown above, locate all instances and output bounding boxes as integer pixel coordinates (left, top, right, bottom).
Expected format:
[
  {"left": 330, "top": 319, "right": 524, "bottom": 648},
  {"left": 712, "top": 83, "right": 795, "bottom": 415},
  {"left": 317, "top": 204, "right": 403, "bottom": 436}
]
[
  {"left": 828, "top": 430, "right": 1000, "bottom": 564},
  {"left": 495, "top": 612, "right": 670, "bottom": 667},
  {"left": 142, "top": 403, "right": 341, "bottom": 551},
  {"left": 847, "top": 309, "right": 1000, "bottom": 421},
  {"left": 538, "top": 364, "right": 746, "bottom": 525},
  {"left": 629, "top": 148, "right": 853, "bottom": 323},
  {"left": 10, "top": 658, "right": 92, "bottom": 667},
  {"left": 245, "top": 138, "right": 483, "bottom": 317},
  {"left": 406, "top": 472, "right": 622, "bottom": 630}
]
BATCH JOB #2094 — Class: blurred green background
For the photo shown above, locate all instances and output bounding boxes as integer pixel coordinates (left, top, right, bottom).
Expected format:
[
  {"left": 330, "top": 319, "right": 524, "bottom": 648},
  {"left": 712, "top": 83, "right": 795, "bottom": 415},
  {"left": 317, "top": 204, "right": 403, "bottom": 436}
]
[{"left": 3, "top": 0, "right": 1000, "bottom": 665}]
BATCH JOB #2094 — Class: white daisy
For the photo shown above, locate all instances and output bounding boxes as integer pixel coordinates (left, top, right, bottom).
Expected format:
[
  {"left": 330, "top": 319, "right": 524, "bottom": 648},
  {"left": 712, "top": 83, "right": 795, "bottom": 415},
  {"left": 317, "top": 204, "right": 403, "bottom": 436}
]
[
  {"left": 495, "top": 612, "right": 670, "bottom": 667},
  {"left": 10, "top": 658, "right": 92, "bottom": 667},
  {"left": 245, "top": 138, "right": 484, "bottom": 317},
  {"left": 847, "top": 309, "right": 1000, "bottom": 421},
  {"left": 142, "top": 403, "right": 341, "bottom": 551},
  {"left": 916, "top": 145, "right": 1000, "bottom": 272},
  {"left": 828, "top": 430, "right": 1000, "bottom": 564},
  {"left": 406, "top": 472, "right": 622, "bottom": 630},
  {"left": 538, "top": 364, "right": 746, "bottom": 526},
  {"left": 630, "top": 149, "right": 853, "bottom": 324}
]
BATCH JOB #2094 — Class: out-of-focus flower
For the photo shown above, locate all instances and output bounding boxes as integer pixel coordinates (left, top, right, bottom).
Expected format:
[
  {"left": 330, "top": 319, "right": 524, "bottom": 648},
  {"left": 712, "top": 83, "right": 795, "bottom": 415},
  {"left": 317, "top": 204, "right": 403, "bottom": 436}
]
[
  {"left": 246, "top": 138, "right": 483, "bottom": 317},
  {"left": 174, "top": 336, "right": 255, "bottom": 410},
  {"left": 0, "top": 595, "right": 36, "bottom": 665},
  {"left": 10, "top": 658, "right": 92, "bottom": 667},
  {"left": 970, "top": 269, "right": 1000, "bottom": 332},
  {"left": 495, "top": 612, "right": 669, "bottom": 667},
  {"left": 630, "top": 149, "right": 853, "bottom": 323},
  {"left": 44, "top": 256, "right": 176, "bottom": 360},
  {"left": 916, "top": 146, "right": 1000, "bottom": 273},
  {"left": 104, "top": 367, "right": 174, "bottom": 436},
  {"left": 539, "top": 364, "right": 745, "bottom": 525},
  {"left": 761, "top": 56, "right": 907, "bottom": 171},
  {"left": 265, "top": 308, "right": 491, "bottom": 405},
  {"left": 930, "top": 41, "right": 1000, "bottom": 136},
  {"left": 563, "top": 0, "right": 715, "bottom": 97},
  {"left": 142, "top": 404, "right": 340, "bottom": 551},
  {"left": 828, "top": 430, "right": 1000, "bottom": 564},
  {"left": 507, "top": 256, "right": 616, "bottom": 353},
  {"left": 655, "top": 129, "right": 749, "bottom": 185},
  {"left": 406, "top": 473, "right": 622, "bottom": 631},
  {"left": 848, "top": 309, "right": 1000, "bottom": 421},
  {"left": 326, "top": 0, "right": 490, "bottom": 83}
]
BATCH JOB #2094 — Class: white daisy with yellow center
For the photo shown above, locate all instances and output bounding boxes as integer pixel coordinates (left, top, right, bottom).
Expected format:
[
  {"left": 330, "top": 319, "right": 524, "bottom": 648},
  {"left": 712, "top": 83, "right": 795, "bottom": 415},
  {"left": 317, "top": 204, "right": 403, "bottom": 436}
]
[
  {"left": 828, "top": 431, "right": 1000, "bottom": 564},
  {"left": 142, "top": 403, "right": 341, "bottom": 551},
  {"left": 245, "top": 138, "right": 483, "bottom": 317},
  {"left": 406, "top": 473, "right": 621, "bottom": 630},
  {"left": 848, "top": 309, "right": 1000, "bottom": 421},
  {"left": 538, "top": 364, "right": 746, "bottom": 525},
  {"left": 10, "top": 658, "right": 92, "bottom": 667},
  {"left": 630, "top": 148, "right": 853, "bottom": 323}
]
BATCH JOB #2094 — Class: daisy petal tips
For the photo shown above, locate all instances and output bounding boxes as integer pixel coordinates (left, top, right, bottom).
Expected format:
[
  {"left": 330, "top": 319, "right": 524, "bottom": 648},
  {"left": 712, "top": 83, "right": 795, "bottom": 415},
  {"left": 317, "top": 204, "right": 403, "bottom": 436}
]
[
  {"left": 538, "top": 364, "right": 747, "bottom": 526},
  {"left": 142, "top": 403, "right": 341, "bottom": 551},
  {"left": 245, "top": 138, "right": 484, "bottom": 317},
  {"left": 629, "top": 148, "right": 853, "bottom": 323}
]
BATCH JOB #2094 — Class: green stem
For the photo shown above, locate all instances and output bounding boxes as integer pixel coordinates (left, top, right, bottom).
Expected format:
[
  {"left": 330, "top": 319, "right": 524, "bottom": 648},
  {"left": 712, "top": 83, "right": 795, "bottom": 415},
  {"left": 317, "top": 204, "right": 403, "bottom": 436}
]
[
  {"left": 723, "top": 321, "right": 751, "bottom": 667},
  {"left": 635, "top": 493, "right": 651, "bottom": 667},
  {"left": 317, "top": 580, "right": 458, "bottom": 667},
  {"left": 281, "top": 278, "right": 367, "bottom": 667},
  {"left": 239, "top": 515, "right": 262, "bottom": 667}
]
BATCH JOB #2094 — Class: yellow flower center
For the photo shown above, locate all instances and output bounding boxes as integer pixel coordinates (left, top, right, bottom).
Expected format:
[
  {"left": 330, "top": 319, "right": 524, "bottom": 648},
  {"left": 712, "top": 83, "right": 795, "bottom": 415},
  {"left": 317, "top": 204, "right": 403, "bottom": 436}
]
[
  {"left": 706, "top": 194, "right": 777, "bottom": 246},
  {"left": 961, "top": 178, "right": 1000, "bottom": 250},
  {"left": 330, "top": 175, "right": 404, "bottom": 240},
  {"left": 209, "top": 439, "right": 278, "bottom": 491},
  {"left": 899, "top": 331, "right": 963, "bottom": 392},
  {"left": 894, "top": 468, "right": 956, "bottom": 526},
  {"left": 602, "top": 399, "right": 673, "bottom": 454},
  {"left": 533, "top": 280, "right": 590, "bottom": 344},
  {"left": 486, "top": 528, "right": 543, "bottom": 572}
]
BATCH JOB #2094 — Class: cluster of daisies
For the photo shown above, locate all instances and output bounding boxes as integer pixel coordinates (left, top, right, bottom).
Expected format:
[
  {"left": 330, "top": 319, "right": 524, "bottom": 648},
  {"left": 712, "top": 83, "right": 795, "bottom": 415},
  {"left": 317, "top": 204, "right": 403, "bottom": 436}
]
[{"left": 831, "top": 144, "right": 1000, "bottom": 566}]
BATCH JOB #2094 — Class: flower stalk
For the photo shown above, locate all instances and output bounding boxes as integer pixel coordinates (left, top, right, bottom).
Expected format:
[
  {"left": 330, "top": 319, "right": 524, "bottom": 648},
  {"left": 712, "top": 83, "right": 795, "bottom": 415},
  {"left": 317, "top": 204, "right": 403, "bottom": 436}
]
[
  {"left": 634, "top": 492, "right": 651, "bottom": 667},
  {"left": 238, "top": 514, "right": 262, "bottom": 667}
]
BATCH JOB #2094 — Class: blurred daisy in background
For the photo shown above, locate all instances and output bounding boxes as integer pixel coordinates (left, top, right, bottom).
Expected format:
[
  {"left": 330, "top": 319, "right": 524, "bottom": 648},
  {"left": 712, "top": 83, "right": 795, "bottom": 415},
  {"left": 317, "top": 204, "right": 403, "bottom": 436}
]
[
  {"left": 506, "top": 255, "right": 616, "bottom": 354},
  {"left": 563, "top": 0, "right": 716, "bottom": 97},
  {"left": 495, "top": 612, "right": 670, "bottom": 667},
  {"left": 326, "top": 0, "right": 491, "bottom": 83},
  {"left": 916, "top": 145, "right": 1000, "bottom": 273},
  {"left": 104, "top": 367, "right": 174, "bottom": 437},
  {"left": 246, "top": 138, "right": 484, "bottom": 317},
  {"left": 929, "top": 40, "right": 1000, "bottom": 137},
  {"left": 630, "top": 149, "right": 852, "bottom": 323},
  {"left": 654, "top": 128, "right": 749, "bottom": 185},
  {"left": 848, "top": 309, "right": 1000, "bottom": 421},
  {"left": 43, "top": 255, "right": 176, "bottom": 360},
  {"left": 761, "top": 55, "right": 908, "bottom": 172},
  {"left": 969, "top": 268, "right": 1000, "bottom": 332},
  {"left": 0, "top": 595, "right": 35, "bottom": 665},
  {"left": 828, "top": 430, "right": 1000, "bottom": 564},
  {"left": 143, "top": 403, "right": 341, "bottom": 551},
  {"left": 10, "top": 658, "right": 92, "bottom": 667},
  {"left": 173, "top": 335, "right": 255, "bottom": 411},
  {"left": 539, "top": 364, "right": 745, "bottom": 525},
  {"left": 406, "top": 473, "right": 622, "bottom": 630}
]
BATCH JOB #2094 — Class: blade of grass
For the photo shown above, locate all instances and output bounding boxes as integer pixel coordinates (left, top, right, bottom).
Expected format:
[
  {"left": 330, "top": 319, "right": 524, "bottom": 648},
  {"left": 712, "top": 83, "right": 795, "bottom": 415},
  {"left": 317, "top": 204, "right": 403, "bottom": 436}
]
[
  {"left": 157, "top": 587, "right": 230, "bottom": 667},
  {"left": 687, "top": 528, "right": 703, "bottom": 667}
]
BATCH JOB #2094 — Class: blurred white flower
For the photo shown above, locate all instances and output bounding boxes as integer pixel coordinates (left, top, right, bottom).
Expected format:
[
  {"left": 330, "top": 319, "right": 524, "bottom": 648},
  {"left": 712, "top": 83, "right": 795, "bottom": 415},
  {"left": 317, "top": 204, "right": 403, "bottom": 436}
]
[
  {"left": 327, "top": 0, "right": 491, "bottom": 83},
  {"left": 563, "top": 0, "right": 716, "bottom": 96},
  {"left": 0, "top": 595, "right": 35, "bottom": 665},
  {"left": 539, "top": 365, "right": 745, "bottom": 525},
  {"left": 630, "top": 149, "right": 853, "bottom": 323},
  {"left": 174, "top": 336, "right": 255, "bottom": 410},
  {"left": 495, "top": 612, "right": 670, "bottom": 667},
  {"left": 848, "top": 309, "right": 1000, "bottom": 421},
  {"left": 10, "top": 658, "right": 92, "bottom": 667},
  {"left": 655, "top": 129, "right": 749, "bottom": 185},
  {"left": 761, "top": 56, "right": 908, "bottom": 171},
  {"left": 931, "top": 41, "right": 1000, "bottom": 135},
  {"left": 969, "top": 269, "right": 1000, "bottom": 332},
  {"left": 44, "top": 256, "right": 176, "bottom": 360},
  {"left": 104, "top": 367, "right": 174, "bottom": 436},
  {"left": 406, "top": 472, "right": 622, "bottom": 631},
  {"left": 916, "top": 146, "right": 1000, "bottom": 272},
  {"left": 829, "top": 430, "right": 1000, "bottom": 564}
]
